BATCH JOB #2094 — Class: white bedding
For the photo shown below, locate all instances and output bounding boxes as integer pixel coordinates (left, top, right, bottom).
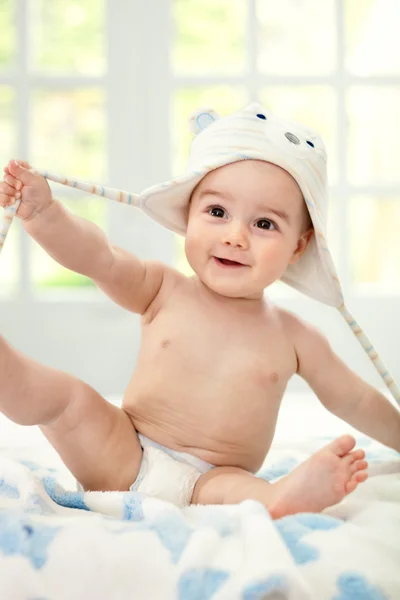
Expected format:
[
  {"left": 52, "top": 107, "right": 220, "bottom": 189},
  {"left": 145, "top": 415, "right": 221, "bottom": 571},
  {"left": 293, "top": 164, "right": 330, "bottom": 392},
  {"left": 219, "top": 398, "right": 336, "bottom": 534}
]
[{"left": 0, "top": 392, "right": 399, "bottom": 600}]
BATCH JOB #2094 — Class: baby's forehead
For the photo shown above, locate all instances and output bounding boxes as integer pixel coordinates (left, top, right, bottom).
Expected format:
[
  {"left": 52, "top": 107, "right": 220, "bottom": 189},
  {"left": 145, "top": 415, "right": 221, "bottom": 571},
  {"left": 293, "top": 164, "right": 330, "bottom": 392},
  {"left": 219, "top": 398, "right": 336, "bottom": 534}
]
[
  {"left": 201, "top": 159, "right": 297, "bottom": 186},
  {"left": 194, "top": 160, "right": 303, "bottom": 202}
]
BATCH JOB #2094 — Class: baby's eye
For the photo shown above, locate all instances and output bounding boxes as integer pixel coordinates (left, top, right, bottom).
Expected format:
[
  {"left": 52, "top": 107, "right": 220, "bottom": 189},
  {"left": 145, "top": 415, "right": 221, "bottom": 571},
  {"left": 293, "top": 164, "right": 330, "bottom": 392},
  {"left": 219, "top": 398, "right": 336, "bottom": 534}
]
[
  {"left": 256, "top": 219, "right": 277, "bottom": 231},
  {"left": 208, "top": 206, "right": 225, "bottom": 218}
]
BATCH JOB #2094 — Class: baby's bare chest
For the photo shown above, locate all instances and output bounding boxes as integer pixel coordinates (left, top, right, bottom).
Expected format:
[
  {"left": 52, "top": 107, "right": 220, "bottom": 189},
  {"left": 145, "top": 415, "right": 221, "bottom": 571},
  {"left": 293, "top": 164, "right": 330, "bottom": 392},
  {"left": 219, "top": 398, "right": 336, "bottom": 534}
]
[{"left": 137, "top": 295, "right": 297, "bottom": 394}]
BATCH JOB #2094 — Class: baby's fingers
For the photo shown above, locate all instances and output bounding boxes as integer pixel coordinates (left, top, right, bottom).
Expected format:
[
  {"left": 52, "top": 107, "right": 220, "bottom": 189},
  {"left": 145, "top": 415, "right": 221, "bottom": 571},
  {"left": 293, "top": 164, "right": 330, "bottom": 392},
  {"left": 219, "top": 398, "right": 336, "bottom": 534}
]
[
  {"left": 0, "top": 180, "right": 21, "bottom": 209},
  {"left": 0, "top": 181, "right": 21, "bottom": 198},
  {"left": 0, "top": 194, "right": 19, "bottom": 209},
  {"left": 6, "top": 159, "right": 31, "bottom": 171},
  {"left": 3, "top": 173, "right": 22, "bottom": 191}
]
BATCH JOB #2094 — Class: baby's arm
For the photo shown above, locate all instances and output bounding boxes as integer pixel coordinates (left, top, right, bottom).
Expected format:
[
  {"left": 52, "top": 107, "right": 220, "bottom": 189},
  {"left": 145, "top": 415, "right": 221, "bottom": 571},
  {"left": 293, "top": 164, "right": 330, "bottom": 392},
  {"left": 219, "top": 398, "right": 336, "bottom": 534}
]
[
  {"left": 1, "top": 160, "right": 167, "bottom": 314},
  {"left": 287, "top": 311, "right": 400, "bottom": 452}
]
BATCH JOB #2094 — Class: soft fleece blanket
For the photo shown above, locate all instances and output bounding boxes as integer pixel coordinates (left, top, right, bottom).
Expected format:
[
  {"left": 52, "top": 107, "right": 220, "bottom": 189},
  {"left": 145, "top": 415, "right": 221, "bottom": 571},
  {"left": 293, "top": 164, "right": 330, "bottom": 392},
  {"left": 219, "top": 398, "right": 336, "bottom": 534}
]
[{"left": 0, "top": 436, "right": 399, "bottom": 600}]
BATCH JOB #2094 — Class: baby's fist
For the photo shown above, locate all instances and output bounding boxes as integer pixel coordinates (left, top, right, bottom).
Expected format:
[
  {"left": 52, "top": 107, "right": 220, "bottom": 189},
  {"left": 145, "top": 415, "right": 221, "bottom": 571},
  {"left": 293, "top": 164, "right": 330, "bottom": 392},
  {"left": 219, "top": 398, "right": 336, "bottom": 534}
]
[
  {"left": 1, "top": 160, "right": 53, "bottom": 221},
  {"left": 0, "top": 160, "right": 22, "bottom": 209}
]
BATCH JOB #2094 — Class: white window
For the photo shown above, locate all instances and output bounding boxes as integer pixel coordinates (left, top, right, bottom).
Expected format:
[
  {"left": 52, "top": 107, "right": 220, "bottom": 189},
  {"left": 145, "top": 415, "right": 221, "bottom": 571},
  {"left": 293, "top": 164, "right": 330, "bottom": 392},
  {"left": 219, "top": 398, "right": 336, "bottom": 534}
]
[{"left": 0, "top": 0, "right": 399, "bottom": 394}]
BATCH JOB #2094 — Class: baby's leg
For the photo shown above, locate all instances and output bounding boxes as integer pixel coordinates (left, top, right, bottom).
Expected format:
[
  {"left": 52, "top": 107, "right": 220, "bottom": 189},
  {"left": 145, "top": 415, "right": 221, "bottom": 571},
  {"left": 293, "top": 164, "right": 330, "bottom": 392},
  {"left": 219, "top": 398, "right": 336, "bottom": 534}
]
[
  {"left": 192, "top": 435, "right": 368, "bottom": 518},
  {"left": 0, "top": 335, "right": 142, "bottom": 491}
]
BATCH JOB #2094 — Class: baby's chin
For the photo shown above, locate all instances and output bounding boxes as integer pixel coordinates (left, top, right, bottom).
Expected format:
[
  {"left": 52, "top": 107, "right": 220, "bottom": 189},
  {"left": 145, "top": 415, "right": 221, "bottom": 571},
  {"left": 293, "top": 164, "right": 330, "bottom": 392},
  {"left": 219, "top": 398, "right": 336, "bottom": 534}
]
[{"left": 196, "top": 274, "right": 265, "bottom": 301}]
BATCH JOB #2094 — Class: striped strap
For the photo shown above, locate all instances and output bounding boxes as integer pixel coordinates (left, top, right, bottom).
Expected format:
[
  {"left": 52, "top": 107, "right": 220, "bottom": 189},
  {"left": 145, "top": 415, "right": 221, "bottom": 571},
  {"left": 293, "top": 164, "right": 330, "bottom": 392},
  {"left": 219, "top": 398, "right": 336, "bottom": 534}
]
[
  {"left": 0, "top": 201, "right": 20, "bottom": 255},
  {"left": 32, "top": 169, "right": 140, "bottom": 206},
  {"left": 339, "top": 303, "right": 400, "bottom": 405},
  {"left": 0, "top": 170, "right": 140, "bottom": 257}
]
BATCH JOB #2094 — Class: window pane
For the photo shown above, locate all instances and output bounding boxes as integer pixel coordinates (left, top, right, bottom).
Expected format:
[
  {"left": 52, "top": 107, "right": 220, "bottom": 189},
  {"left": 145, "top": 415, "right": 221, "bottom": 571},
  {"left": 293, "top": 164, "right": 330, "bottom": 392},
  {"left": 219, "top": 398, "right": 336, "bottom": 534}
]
[
  {"left": 173, "top": 86, "right": 248, "bottom": 176},
  {"left": 0, "top": 86, "right": 17, "bottom": 167},
  {"left": 31, "top": 89, "right": 106, "bottom": 180},
  {"left": 345, "top": 0, "right": 400, "bottom": 76},
  {"left": 257, "top": 0, "right": 336, "bottom": 75},
  {"left": 260, "top": 87, "right": 338, "bottom": 184},
  {"left": 32, "top": 195, "right": 107, "bottom": 290},
  {"left": 29, "top": 0, "right": 105, "bottom": 74},
  {"left": 0, "top": 0, "right": 14, "bottom": 70},
  {"left": 350, "top": 196, "right": 400, "bottom": 292},
  {"left": 0, "top": 219, "right": 19, "bottom": 297},
  {"left": 348, "top": 87, "right": 400, "bottom": 185},
  {"left": 173, "top": 0, "right": 246, "bottom": 74}
]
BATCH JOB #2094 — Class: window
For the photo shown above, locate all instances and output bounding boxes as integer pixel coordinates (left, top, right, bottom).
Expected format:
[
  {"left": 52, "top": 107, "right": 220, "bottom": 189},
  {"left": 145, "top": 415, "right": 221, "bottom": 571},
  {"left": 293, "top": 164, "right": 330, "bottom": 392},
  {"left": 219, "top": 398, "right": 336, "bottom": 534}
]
[
  {"left": 172, "top": 0, "right": 400, "bottom": 294},
  {"left": 0, "top": 0, "right": 398, "bottom": 394},
  {"left": 0, "top": 0, "right": 107, "bottom": 295},
  {"left": 1, "top": 0, "right": 399, "bottom": 297}
]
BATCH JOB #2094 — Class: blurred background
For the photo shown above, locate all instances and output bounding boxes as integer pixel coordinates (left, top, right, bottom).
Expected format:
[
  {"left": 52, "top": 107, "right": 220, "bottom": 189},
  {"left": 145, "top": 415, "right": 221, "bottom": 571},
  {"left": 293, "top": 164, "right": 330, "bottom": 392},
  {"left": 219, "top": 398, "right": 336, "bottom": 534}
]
[{"left": 0, "top": 0, "right": 399, "bottom": 399}]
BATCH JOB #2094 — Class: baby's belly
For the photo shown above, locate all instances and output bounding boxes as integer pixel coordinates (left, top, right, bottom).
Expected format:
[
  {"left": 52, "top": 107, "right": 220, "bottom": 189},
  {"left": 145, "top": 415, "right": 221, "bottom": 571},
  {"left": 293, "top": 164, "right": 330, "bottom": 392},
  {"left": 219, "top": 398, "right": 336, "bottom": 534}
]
[{"left": 123, "top": 378, "right": 284, "bottom": 473}]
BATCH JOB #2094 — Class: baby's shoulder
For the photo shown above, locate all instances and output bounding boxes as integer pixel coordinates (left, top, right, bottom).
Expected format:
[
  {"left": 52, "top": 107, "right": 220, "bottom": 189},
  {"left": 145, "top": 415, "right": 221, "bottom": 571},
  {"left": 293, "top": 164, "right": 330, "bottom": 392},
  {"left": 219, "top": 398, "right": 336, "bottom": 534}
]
[
  {"left": 273, "top": 305, "right": 325, "bottom": 346},
  {"left": 271, "top": 304, "right": 304, "bottom": 334},
  {"left": 141, "top": 261, "right": 186, "bottom": 322},
  {"left": 275, "top": 305, "right": 332, "bottom": 370}
]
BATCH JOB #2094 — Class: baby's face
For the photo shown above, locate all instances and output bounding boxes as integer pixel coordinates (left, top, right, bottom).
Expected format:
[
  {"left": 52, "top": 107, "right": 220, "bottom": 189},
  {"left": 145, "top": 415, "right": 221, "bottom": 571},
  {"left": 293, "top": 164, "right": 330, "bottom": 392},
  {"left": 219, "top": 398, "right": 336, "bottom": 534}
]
[{"left": 185, "top": 160, "right": 314, "bottom": 300}]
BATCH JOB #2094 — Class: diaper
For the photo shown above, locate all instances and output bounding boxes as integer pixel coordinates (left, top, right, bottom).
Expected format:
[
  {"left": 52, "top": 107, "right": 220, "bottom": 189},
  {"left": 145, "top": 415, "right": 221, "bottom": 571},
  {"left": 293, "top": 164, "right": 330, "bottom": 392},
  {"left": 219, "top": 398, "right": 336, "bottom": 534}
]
[{"left": 130, "top": 434, "right": 215, "bottom": 507}]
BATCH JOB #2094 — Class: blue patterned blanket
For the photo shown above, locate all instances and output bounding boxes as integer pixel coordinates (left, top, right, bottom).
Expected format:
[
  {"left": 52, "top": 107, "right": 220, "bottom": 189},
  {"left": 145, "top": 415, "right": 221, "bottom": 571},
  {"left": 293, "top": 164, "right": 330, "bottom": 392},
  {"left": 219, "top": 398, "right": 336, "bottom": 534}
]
[{"left": 0, "top": 436, "right": 399, "bottom": 600}]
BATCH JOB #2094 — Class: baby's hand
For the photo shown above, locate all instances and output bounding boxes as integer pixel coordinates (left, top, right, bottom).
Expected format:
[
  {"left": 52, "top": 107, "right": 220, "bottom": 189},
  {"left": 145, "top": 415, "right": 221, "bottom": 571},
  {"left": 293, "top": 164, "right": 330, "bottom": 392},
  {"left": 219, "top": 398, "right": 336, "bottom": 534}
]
[{"left": 0, "top": 160, "right": 53, "bottom": 221}]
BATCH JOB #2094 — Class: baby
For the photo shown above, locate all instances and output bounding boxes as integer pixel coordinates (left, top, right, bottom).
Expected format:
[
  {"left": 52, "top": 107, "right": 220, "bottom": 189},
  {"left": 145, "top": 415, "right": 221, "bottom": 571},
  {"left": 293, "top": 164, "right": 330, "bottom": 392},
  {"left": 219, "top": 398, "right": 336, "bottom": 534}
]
[{"left": 1, "top": 104, "right": 399, "bottom": 519}]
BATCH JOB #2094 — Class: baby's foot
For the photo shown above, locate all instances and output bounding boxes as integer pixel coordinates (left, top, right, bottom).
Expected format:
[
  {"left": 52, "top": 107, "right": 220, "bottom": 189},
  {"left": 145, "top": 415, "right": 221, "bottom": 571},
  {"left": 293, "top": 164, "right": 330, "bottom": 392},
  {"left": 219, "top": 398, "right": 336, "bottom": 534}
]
[{"left": 271, "top": 435, "right": 368, "bottom": 518}]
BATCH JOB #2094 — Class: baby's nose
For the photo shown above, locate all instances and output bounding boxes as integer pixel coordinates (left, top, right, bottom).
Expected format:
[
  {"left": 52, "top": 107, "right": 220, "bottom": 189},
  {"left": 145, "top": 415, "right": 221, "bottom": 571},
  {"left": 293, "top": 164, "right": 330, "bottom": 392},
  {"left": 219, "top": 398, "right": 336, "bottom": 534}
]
[{"left": 222, "top": 222, "right": 249, "bottom": 248}]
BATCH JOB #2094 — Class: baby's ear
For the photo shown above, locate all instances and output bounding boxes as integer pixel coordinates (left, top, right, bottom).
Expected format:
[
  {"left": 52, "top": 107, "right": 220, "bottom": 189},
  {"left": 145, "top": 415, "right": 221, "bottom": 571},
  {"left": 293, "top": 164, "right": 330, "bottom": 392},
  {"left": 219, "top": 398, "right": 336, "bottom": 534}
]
[
  {"left": 289, "top": 229, "right": 314, "bottom": 265},
  {"left": 188, "top": 108, "right": 220, "bottom": 136}
]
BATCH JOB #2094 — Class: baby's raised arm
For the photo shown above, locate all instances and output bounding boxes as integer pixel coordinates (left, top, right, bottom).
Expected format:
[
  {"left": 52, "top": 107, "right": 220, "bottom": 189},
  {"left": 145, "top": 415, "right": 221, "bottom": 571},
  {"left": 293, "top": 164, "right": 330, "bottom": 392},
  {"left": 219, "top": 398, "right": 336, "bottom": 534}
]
[
  {"left": 0, "top": 160, "right": 166, "bottom": 314},
  {"left": 286, "top": 310, "right": 400, "bottom": 452}
]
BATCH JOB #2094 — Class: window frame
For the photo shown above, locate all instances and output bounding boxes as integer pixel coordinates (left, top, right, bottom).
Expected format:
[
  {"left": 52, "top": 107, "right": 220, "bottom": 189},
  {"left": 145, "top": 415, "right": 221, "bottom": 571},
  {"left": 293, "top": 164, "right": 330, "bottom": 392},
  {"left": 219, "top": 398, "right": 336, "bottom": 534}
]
[{"left": 0, "top": 0, "right": 399, "bottom": 396}]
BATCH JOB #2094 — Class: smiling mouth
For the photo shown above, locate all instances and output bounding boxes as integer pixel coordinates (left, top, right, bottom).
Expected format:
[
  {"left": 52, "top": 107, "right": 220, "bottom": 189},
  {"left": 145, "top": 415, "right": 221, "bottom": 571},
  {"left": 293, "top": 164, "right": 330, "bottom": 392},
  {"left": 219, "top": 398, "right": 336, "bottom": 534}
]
[{"left": 214, "top": 257, "right": 246, "bottom": 267}]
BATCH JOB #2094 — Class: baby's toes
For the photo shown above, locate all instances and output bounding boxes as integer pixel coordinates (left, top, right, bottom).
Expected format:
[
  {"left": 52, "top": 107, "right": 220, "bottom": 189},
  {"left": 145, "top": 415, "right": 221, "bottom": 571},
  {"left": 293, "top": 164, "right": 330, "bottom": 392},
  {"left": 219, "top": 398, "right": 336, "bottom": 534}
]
[
  {"left": 328, "top": 434, "right": 356, "bottom": 458},
  {"left": 355, "top": 471, "right": 368, "bottom": 483},
  {"left": 345, "top": 470, "right": 368, "bottom": 494},
  {"left": 349, "top": 448, "right": 366, "bottom": 462},
  {"left": 333, "top": 454, "right": 355, "bottom": 494},
  {"left": 350, "top": 459, "right": 368, "bottom": 475},
  {"left": 347, "top": 457, "right": 368, "bottom": 488},
  {"left": 345, "top": 479, "right": 358, "bottom": 494}
]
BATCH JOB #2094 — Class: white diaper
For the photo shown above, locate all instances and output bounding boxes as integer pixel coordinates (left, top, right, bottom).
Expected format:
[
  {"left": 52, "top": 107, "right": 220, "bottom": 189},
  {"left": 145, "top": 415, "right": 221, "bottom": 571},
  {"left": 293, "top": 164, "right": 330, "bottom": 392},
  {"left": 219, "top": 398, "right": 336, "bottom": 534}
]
[{"left": 130, "top": 434, "right": 215, "bottom": 507}]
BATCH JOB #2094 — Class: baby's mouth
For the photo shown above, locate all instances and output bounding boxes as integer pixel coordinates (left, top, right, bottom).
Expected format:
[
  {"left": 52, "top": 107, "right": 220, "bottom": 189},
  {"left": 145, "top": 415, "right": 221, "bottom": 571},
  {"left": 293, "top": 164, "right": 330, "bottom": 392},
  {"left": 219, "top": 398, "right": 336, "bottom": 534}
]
[{"left": 214, "top": 257, "right": 246, "bottom": 267}]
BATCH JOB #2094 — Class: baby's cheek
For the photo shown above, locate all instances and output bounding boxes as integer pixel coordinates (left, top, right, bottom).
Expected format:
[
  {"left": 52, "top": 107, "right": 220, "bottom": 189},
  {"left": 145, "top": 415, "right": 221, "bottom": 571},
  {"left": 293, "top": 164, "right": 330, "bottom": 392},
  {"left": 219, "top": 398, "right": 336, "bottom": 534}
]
[{"left": 260, "top": 242, "right": 293, "bottom": 270}]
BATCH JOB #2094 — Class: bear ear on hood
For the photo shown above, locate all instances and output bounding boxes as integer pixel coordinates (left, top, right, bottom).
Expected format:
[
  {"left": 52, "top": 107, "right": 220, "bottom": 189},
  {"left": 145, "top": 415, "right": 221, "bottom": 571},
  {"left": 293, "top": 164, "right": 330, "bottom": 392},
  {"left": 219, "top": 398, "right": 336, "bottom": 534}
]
[{"left": 188, "top": 108, "right": 220, "bottom": 136}]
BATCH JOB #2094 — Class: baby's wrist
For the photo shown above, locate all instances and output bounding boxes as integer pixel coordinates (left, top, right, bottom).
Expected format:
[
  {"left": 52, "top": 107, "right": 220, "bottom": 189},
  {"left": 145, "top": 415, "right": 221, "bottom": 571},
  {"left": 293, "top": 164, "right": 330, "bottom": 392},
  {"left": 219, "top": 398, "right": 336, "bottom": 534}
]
[{"left": 22, "top": 197, "right": 57, "bottom": 229}]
